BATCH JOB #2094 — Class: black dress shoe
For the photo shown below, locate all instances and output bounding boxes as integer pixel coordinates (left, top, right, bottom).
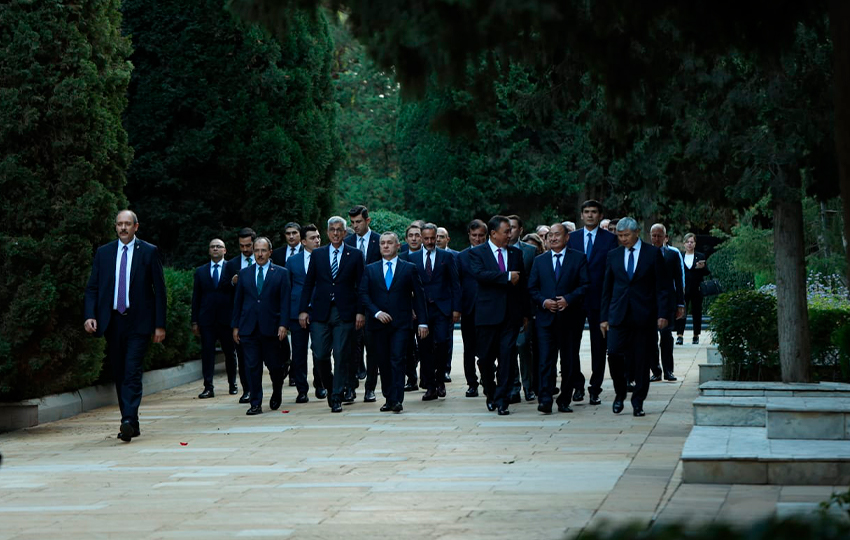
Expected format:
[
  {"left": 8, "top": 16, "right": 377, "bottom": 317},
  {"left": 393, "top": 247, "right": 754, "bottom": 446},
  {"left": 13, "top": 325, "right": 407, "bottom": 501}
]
[
  {"left": 392, "top": 402, "right": 403, "bottom": 413},
  {"left": 589, "top": 393, "right": 602, "bottom": 405},
  {"left": 331, "top": 400, "right": 342, "bottom": 413},
  {"left": 118, "top": 422, "right": 135, "bottom": 442},
  {"left": 497, "top": 406, "right": 510, "bottom": 416},
  {"left": 380, "top": 402, "right": 392, "bottom": 412},
  {"left": 509, "top": 394, "right": 522, "bottom": 404},
  {"left": 633, "top": 407, "right": 646, "bottom": 417},
  {"left": 422, "top": 389, "right": 438, "bottom": 401},
  {"left": 404, "top": 381, "right": 419, "bottom": 392},
  {"left": 486, "top": 400, "right": 496, "bottom": 412},
  {"left": 557, "top": 402, "right": 573, "bottom": 413},
  {"left": 229, "top": 383, "right": 238, "bottom": 395},
  {"left": 649, "top": 374, "right": 662, "bottom": 383},
  {"left": 664, "top": 372, "right": 678, "bottom": 381},
  {"left": 436, "top": 384, "right": 446, "bottom": 398},
  {"left": 676, "top": 336, "right": 684, "bottom": 345},
  {"left": 692, "top": 336, "right": 700, "bottom": 344},
  {"left": 525, "top": 391, "right": 537, "bottom": 402},
  {"left": 269, "top": 394, "right": 282, "bottom": 410},
  {"left": 246, "top": 405, "right": 263, "bottom": 415},
  {"left": 443, "top": 372, "right": 452, "bottom": 383},
  {"left": 538, "top": 402, "right": 552, "bottom": 414},
  {"left": 198, "top": 388, "right": 215, "bottom": 399},
  {"left": 343, "top": 389, "right": 355, "bottom": 403},
  {"left": 572, "top": 388, "right": 585, "bottom": 402},
  {"left": 364, "top": 391, "right": 377, "bottom": 403},
  {"left": 612, "top": 399, "right": 624, "bottom": 414},
  {"left": 316, "top": 388, "right": 328, "bottom": 399},
  {"left": 288, "top": 378, "right": 297, "bottom": 387},
  {"left": 465, "top": 387, "right": 479, "bottom": 398},
  {"left": 296, "top": 393, "right": 309, "bottom": 404},
  {"left": 117, "top": 427, "right": 140, "bottom": 439},
  {"left": 239, "top": 392, "right": 251, "bottom": 404},
  {"left": 356, "top": 369, "right": 367, "bottom": 380},
  {"left": 626, "top": 382, "right": 636, "bottom": 393}
]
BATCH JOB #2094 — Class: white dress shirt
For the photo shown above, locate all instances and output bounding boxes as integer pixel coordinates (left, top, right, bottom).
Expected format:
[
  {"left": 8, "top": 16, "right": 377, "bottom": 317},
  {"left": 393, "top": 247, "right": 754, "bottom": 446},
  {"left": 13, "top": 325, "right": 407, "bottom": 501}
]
[
  {"left": 113, "top": 237, "right": 135, "bottom": 310},
  {"left": 357, "top": 230, "right": 372, "bottom": 260},
  {"left": 624, "top": 239, "right": 642, "bottom": 271},
  {"left": 550, "top": 247, "right": 566, "bottom": 273},
  {"left": 328, "top": 245, "right": 342, "bottom": 272},
  {"left": 241, "top": 255, "right": 254, "bottom": 270},
  {"left": 303, "top": 251, "right": 312, "bottom": 274},
  {"left": 583, "top": 226, "right": 598, "bottom": 253},
  {"left": 285, "top": 244, "right": 302, "bottom": 262},
  {"left": 210, "top": 259, "right": 224, "bottom": 279},
  {"left": 684, "top": 252, "right": 695, "bottom": 269},
  {"left": 487, "top": 240, "right": 511, "bottom": 282},
  {"left": 255, "top": 260, "right": 271, "bottom": 286}
]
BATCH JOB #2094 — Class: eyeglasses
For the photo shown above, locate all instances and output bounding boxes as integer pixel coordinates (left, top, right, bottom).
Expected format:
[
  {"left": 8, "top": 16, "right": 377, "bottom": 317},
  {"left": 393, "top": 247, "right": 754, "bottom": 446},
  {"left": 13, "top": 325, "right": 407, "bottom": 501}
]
[{"left": 210, "top": 245, "right": 225, "bottom": 249}]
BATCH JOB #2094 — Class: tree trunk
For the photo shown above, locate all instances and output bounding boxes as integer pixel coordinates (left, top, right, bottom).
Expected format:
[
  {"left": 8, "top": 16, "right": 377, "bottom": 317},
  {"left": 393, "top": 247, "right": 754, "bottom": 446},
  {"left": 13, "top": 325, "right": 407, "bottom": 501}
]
[
  {"left": 831, "top": 0, "right": 850, "bottom": 292},
  {"left": 773, "top": 169, "right": 811, "bottom": 383}
]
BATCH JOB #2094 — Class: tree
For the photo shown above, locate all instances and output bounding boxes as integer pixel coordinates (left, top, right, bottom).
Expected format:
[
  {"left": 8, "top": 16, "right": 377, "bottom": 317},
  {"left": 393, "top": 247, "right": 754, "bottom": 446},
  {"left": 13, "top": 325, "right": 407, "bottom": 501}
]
[
  {"left": 123, "top": 0, "right": 340, "bottom": 269},
  {"left": 0, "top": 0, "right": 132, "bottom": 399}
]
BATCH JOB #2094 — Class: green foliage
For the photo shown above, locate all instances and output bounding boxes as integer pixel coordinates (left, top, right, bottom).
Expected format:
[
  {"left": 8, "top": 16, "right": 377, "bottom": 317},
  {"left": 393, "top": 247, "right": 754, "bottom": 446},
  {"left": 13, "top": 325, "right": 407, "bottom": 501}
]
[
  {"left": 834, "top": 323, "right": 850, "bottom": 380},
  {"left": 367, "top": 209, "right": 414, "bottom": 240},
  {"left": 123, "top": 1, "right": 341, "bottom": 269},
  {"left": 0, "top": 0, "right": 132, "bottom": 401},
  {"left": 143, "top": 268, "right": 199, "bottom": 371},
  {"left": 710, "top": 290, "right": 780, "bottom": 381}
]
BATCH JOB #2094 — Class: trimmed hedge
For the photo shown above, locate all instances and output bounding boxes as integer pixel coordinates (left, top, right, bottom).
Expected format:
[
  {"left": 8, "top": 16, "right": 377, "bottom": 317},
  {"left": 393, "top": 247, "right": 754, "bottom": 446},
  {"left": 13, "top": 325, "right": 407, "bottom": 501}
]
[
  {"left": 143, "top": 268, "right": 200, "bottom": 371},
  {"left": 368, "top": 209, "right": 416, "bottom": 240}
]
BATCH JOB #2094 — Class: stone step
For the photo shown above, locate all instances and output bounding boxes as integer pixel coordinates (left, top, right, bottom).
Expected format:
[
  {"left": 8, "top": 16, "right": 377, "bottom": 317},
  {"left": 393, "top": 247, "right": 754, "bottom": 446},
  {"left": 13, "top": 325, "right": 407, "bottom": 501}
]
[
  {"left": 766, "top": 397, "right": 850, "bottom": 440},
  {"left": 698, "top": 363, "right": 722, "bottom": 384},
  {"left": 682, "top": 426, "right": 850, "bottom": 485},
  {"left": 705, "top": 347, "right": 722, "bottom": 365},
  {"left": 693, "top": 396, "right": 766, "bottom": 427},
  {"left": 699, "top": 380, "right": 850, "bottom": 398}
]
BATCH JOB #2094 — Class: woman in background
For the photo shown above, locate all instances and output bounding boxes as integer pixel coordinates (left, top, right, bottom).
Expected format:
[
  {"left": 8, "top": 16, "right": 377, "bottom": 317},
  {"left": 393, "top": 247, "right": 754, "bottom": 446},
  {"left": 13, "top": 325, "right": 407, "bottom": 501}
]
[{"left": 676, "top": 233, "right": 709, "bottom": 344}]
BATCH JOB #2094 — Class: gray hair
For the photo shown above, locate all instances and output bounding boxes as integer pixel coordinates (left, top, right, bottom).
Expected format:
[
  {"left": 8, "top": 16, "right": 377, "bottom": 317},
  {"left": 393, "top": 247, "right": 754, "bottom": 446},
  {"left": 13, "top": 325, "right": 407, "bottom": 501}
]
[
  {"left": 650, "top": 223, "right": 667, "bottom": 235},
  {"left": 380, "top": 231, "right": 399, "bottom": 243},
  {"left": 421, "top": 223, "right": 438, "bottom": 233},
  {"left": 327, "top": 216, "right": 346, "bottom": 228},
  {"left": 116, "top": 209, "right": 139, "bottom": 225},
  {"left": 616, "top": 217, "right": 640, "bottom": 233},
  {"left": 254, "top": 236, "right": 273, "bottom": 250}
]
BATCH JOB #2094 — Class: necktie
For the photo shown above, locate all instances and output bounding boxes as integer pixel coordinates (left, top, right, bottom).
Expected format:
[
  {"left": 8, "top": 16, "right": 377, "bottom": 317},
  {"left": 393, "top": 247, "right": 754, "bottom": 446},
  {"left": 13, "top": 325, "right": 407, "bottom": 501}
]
[
  {"left": 246, "top": 256, "right": 252, "bottom": 267},
  {"left": 213, "top": 263, "right": 220, "bottom": 286},
  {"left": 385, "top": 261, "right": 393, "bottom": 290},
  {"left": 256, "top": 265, "right": 264, "bottom": 294},
  {"left": 331, "top": 249, "right": 339, "bottom": 279},
  {"left": 497, "top": 248, "right": 506, "bottom": 272},
  {"left": 359, "top": 237, "right": 366, "bottom": 261},
  {"left": 289, "top": 246, "right": 296, "bottom": 259},
  {"left": 586, "top": 232, "right": 593, "bottom": 259},
  {"left": 117, "top": 245, "right": 128, "bottom": 313},
  {"left": 553, "top": 253, "right": 562, "bottom": 280},
  {"left": 425, "top": 250, "right": 433, "bottom": 278},
  {"left": 627, "top": 248, "right": 635, "bottom": 279}
]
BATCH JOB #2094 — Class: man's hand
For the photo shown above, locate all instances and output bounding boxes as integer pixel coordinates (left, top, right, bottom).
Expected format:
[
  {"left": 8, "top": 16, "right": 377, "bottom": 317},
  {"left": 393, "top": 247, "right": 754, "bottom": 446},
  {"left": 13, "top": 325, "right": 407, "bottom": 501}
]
[
  {"left": 509, "top": 271, "right": 520, "bottom": 285},
  {"left": 418, "top": 326, "right": 429, "bottom": 339},
  {"left": 299, "top": 312, "right": 310, "bottom": 329},
  {"left": 543, "top": 299, "right": 559, "bottom": 312},
  {"left": 191, "top": 323, "right": 200, "bottom": 337},
  {"left": 600, "top": 321, "right": 609, "bottom": 338},
  {"left": 153, "top": 328, "right": 166, "bottom": 343},
  {"left": 356, "top": 314, "right": 365, "bottom": 330},
  {"left": 676, "top": 307, "right": 686, "bottom": 320},
  {"left": 84, "top": 319, "right": 97, "bottom": 334},
  {"left": 231, "top": 274, "right": 239, "bottom": 285},
  {"left": 452, "top": 311, "right": 461, "bottom": 323},
  {"left": 554, "top": 296, "right": 568, "bottom": 311},
  {"left": 278, "top": 326, "right": 288, "bottom": 340},
  {"left": 377, "top": 312, "right": 393, "bottom": 324},
  {"left": 232, "top": 328, "right": 240, "bottom": 344},
  {"left": 657, "top": 318, "right": 669, "bottom": 330}
]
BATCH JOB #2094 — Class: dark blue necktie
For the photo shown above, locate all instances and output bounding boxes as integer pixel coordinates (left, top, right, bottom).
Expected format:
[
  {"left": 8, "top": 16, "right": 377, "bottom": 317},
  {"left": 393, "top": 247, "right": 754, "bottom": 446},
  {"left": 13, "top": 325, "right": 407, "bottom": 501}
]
[
  {"left": 213, "top": 263, "right": 220, "bottom": 286},
  {"left": 331, "top": 249, "right": 339, "bottom": 279},
  {"left": 627, "top": 248, "right": 635, "bottom": 279},
  {"left": 586, "top": 232, "right": 593, "bottom": 259},
  {"left": 553, "top": 253, "right": 562, "bottom": 280},
  {"left": 256, "top": 265, "right": 264, "bottom": 294}
]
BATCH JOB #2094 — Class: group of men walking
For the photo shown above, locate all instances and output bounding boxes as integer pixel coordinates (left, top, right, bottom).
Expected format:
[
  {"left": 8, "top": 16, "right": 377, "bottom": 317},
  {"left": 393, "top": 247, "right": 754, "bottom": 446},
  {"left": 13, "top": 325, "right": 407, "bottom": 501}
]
[{"left": 85, "top": 201, "right": 686, "bottom": 442}]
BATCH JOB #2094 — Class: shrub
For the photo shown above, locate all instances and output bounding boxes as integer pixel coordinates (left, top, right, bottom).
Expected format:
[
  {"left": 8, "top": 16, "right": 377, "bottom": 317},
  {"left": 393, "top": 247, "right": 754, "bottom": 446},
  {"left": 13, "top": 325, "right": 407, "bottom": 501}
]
[
  {"left": 702, "top": 246, "right": 754, "bottom": 312},
  {"left": 143, "top": 268, "right": 200, "bottom": 371},
  {"left": 368, "top": 209, "right": 416, "bottom": 240},
  {"left": 709, "top": 290, "right": 780, "bottom": 381}
]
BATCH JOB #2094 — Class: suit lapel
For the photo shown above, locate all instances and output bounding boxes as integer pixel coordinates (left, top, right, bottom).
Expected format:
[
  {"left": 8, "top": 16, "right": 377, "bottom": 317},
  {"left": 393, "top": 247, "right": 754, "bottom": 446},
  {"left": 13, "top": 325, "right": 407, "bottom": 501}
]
[{"left": 129, "top": 239, "right": 142, "bottom": 286}]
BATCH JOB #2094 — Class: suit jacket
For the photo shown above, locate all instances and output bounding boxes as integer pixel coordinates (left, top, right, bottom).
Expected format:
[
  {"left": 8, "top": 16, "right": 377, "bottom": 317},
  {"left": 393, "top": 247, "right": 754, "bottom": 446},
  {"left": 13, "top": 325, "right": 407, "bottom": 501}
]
[
  {"left": 345, "top": 231, "right": 382, "bottom": 265},
  {"left": 456, "top": 246, "right": 478, "bottom": 315},
  {"left": 660, "top": 246, "right": 685, "bottom": 320},
  {"left": 286, "top": 250, "right": 311, "bottom": 321},
  {"left": 231, "top": 263, "right": 291, "bottom": 337},
  {"left": 270, "top": 244, "right": 302, "bottom": 267},
  {"left": 359, "top": 259, "right": 428, "bottom": 331},
  {"left": 568, "top": 227, "right": 619, "bottom": 311},
  {"left": 84, "top": 238, "right": 167, "bottom": 337},
  {"left": 528, "top": 249, "right": 590, "bottom": 328},
  {"left": 600, "top": 243, "right": 670, "bottom": 328},
  {"left": 191, "top": 261, "right": 234, "bottom": 327},
  {"left": 681, "top": 250, "right": 710, "bottom": 295},
  {"left": 400, "top": 248, "right": 460, "bottom": 317},
  {"left": 299, "top": 243, "right": 364, "bottom": 322},
  {"left": 468, "top": 243, "right": 528, "bottom": 326},
  {"left": 512, "top": 240, "right": 537, "bottom": 275},
  {"left": 223, "top": 255, "right": 250, "bottom": 284}
]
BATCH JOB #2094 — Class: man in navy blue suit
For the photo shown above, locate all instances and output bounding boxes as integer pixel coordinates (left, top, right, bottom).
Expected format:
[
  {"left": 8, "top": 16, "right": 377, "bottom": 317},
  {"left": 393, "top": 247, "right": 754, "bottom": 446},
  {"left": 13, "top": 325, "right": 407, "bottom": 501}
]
[
  {"left": 567, "top": 199, "right": 620, "bottom": 405},
  {"left": 224, "top": 227, "right": 258, "bottom": 404},
  {"left": 231, "top": 237, "right": 291, "bottom": 415},
  {"left": 401, "top": 223, "right": 461, "bottom": 401},
  {"left": 84, "top": 210, "right": 167, "bottom": 442},
  {"left": 456, "top": 219, "right": 487, "bottom": 397},
  {"left": 299, "top": 216, "right": 365, "bottom": 413},
  {"left": 468, "top": 215, "right": 528, "bottom": 415},
  {"left": 649, "top": 224, "right": 685, "bottom": 382},
  {"left": 600, "top": 218, "right": 670, "bottom": 417},
  {"left": 191, "top": 238, "right": 239, "bottom": 399},
  {"left": 528, "top": 223, "right": 590, "bottom": 414},
  {"left": 359, "top": 232, "right": 429, "bottom": 412}
]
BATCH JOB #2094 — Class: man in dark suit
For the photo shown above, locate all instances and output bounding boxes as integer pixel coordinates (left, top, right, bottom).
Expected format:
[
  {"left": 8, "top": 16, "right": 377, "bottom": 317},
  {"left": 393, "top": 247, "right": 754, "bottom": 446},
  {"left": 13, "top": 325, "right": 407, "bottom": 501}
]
[
  {"left": 299, "top": 216, "right": 365, "bottom": 413},
  {"left": 600, "top": 218, "right": 670, "bottom": 417},
  {"left": 359, "top": 232, "right": 429, "bottom": 412},
  {"left": 457, "top": 219, "right": 487, "bottom": 397},
  {"left": 508, "top": 214, "right": 538, "bottom": 403},
  {"left": 402, "top": 222, "right": 424, "bottom": 390},
  {"left": 231, "top": 237, "right": 291, "bottom": 415},
  {"left": 468, "top": 215, "right": 528, "bottom": 415},
  {"left": 567, "top": 199, "right": 620, "bottom": 405},
  {"left": 649, "top": 224, "right": 685, "bottom": 382},
  {"left": 84, "top": 210, "right": 167, "bottom": 442},
  {"left": 287, "top": 224, "right": 325, "bottom": 403},
  {"left": 528, "top": 223, "right": 590, "bottom": 413},
  {"left": 436, "top": 226, "right": 458, "bottom": 380},
  {"left": 224, "top": 227, "right": 257, "bottom": 404},
  {"left": 191, "top": 238, "right": 239, "bottom": 399},
  {"left": 401, "top": 223, "right": 461, "bottom": 401},
  {"left": 270, "top": 222, "right": 303, "bottom": 267},
  {"left": 344, "top": 205, "right": 381, "bottom": 396}
]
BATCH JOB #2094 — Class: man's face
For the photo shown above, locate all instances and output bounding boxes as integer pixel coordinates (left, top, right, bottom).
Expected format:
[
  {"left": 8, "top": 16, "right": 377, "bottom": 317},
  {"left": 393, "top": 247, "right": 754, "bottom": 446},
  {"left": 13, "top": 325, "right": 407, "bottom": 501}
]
[
  {"left": 380, "top": 235, "right": 399, "bottom": 259},
  {"left": 350, "top": 214, "right": 370, "bottom": 236},
  {"left": 115, "top": 211, "right": 139, "bottom": 244},
  {"left": 468, "top": 226, "right": 486, "bottom": 247},
  {"left": 253, "top": 239, "right": 272, "bottom": 265},
  {"left": 490, "top": 221, "right": 511, "bottom": 248},
  {"left": 649, "top": 227, "right": 666, "bottom": 248},
  {"left": 582, "top": 207, "right": 602, "bottom": 229},
  {"left": 607, "top": 222, "right": 618, "bottom": 233},
  {"left": 618, "top": 229, "right": 640, "bottom": 249},
  {"left": 238, "top": 236, "right": 254, "bottom": 258},
  {"left": 302, "top": 231, "right": 320, "bottom": 252},
  {"left": 327, "top": 222, "right": 346, "bottom": 247},
  {"left": 421, "top": 228, "right": 437, "bottom": 251},
  {"left": 208, "top": 239, "right": 226, "bottom": 262},
  {"left": 508, "top": 219, "right": 522, "bottom": 243},
  {"left": 436, "top": 228, "right": 450, "bottom": 249},
  {"left": 548, "top": 225, "right": 567, "bottom": 251},
  {"left": 285, "top": 227, "right": 301, "bottom": 248},
  {"left": 406, "top": 228, "right": 422, "bottom": 250}
]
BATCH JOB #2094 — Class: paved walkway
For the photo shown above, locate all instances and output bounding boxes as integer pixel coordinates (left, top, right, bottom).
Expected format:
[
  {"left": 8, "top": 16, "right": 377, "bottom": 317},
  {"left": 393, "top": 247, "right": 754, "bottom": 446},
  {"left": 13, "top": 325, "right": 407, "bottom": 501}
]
[{"left": 0, "top": 333, "right": 841, "bottom": 539}]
